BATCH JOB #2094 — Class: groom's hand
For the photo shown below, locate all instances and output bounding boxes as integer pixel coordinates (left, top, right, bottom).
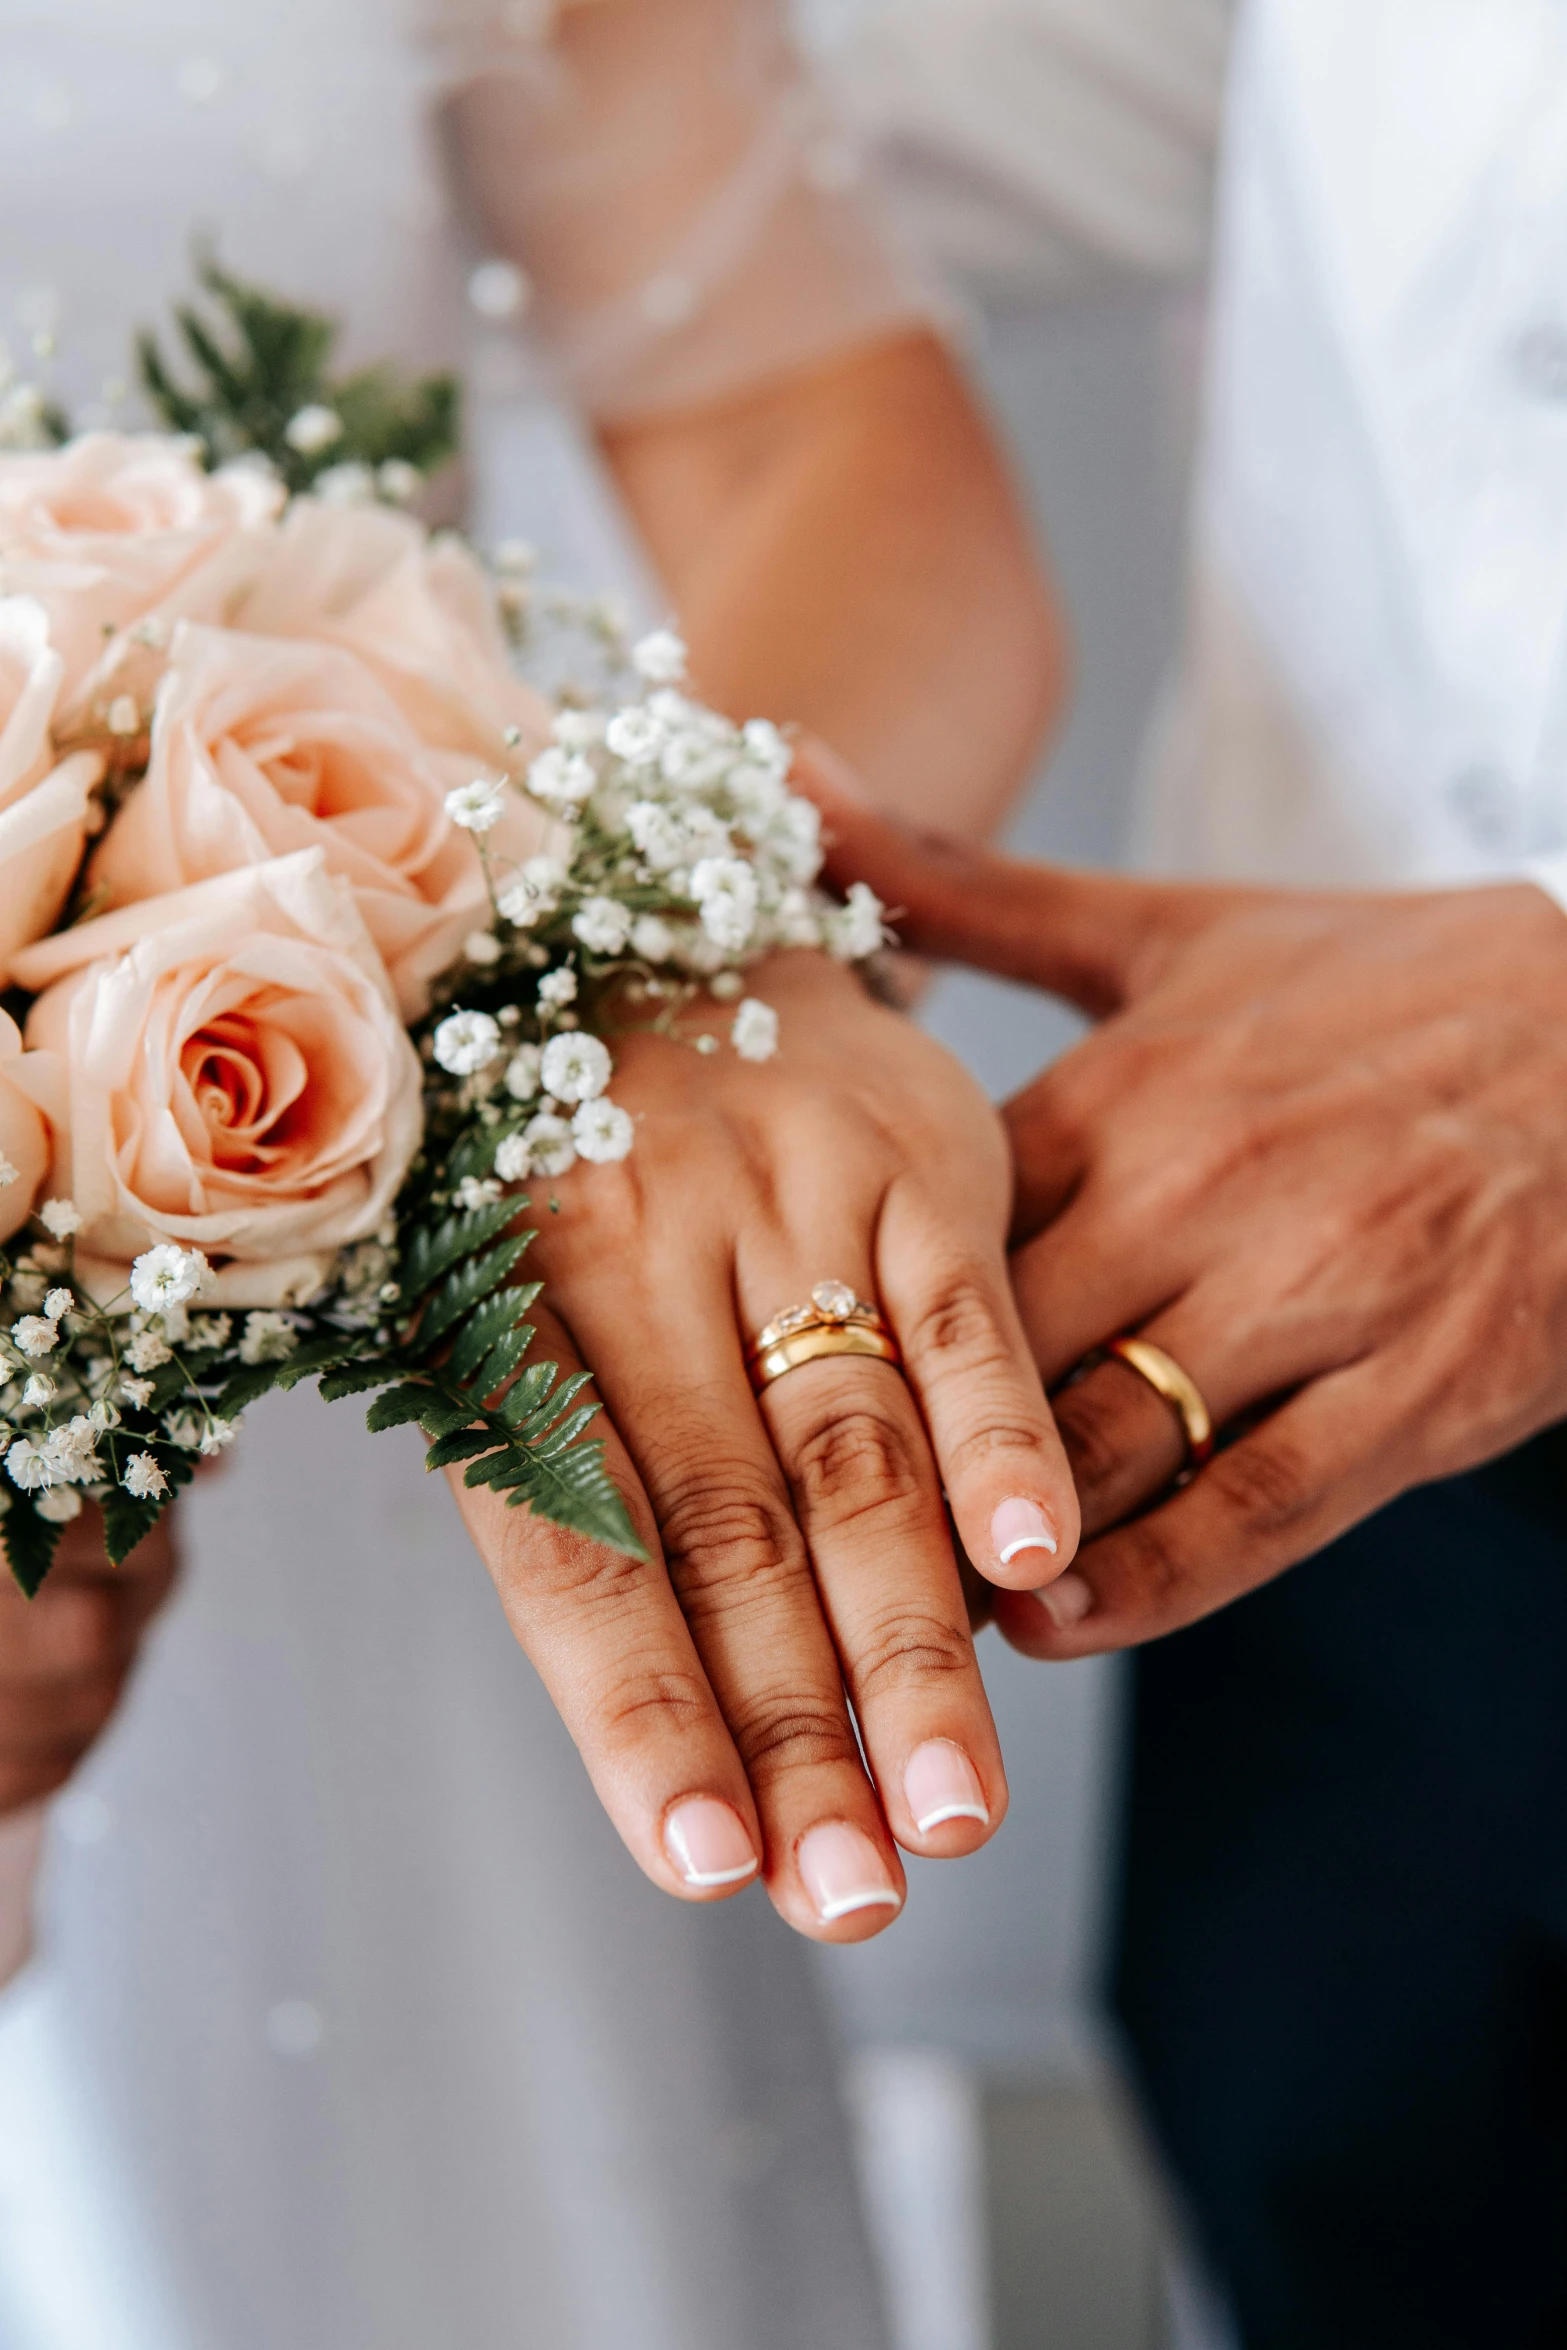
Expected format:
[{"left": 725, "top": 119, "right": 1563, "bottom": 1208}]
[{"left": 806, "top": 769, "right": 1567, "bottom": 1653}]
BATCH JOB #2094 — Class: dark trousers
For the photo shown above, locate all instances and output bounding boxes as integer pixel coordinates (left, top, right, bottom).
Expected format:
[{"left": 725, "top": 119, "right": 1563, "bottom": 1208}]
[{"left": 1112, "top": 1428, "right": 1567, "bottom": 2350}]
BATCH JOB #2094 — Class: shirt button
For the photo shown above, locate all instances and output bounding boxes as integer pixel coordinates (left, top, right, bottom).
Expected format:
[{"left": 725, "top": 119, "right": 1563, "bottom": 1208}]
[
  {"left": 1512, "top": 324, "right": 1567, "bottom": 404},
  {"left": 1447, "top": 762, "right": 1517, "bottom": 849}
]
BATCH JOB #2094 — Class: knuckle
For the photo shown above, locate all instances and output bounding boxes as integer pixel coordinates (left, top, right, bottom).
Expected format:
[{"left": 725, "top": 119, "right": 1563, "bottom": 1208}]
[
  {"left": 790, "top": 1401, "right": 925, "bottom": 1522},
  {"left": 1053, "top": 1375, "right": 1133, "bottom": 1496},
  {"left": 597, "top": 1663, "right": 716, "bottom": 1752},
  {"left": 1213, "top": 1433, "right": 1317, "bottom": 1532},
  {"left": 656, "top": 1469, "right": 798, "bottom": 1591},
  {"left": 848, "top": 1607, "right": 972, "bottom": 1703},
  {"left": 725, "top": 1689, "right": 860, "bottom": 1781},
  {"left": 902, "top": 1269, "right": 1006, "bottom": 1371}
]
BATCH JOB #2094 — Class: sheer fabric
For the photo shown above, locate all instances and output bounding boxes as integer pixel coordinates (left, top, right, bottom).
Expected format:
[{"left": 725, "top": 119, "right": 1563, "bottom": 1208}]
[{"left": 430, "top": 0, "right": 942, "bottom": 419}]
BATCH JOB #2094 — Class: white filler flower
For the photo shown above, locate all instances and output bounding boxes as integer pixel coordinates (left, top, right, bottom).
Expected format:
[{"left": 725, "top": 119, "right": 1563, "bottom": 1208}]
[
  {"left": 123, "top": 1453, "right": 169, "bottom": 1501},
  {"left": 37, "top": 1197, "right": 83, "bottom": 1239},
  {"left": 538, "top": 967, "right": 578, "bottom": 1011},
  {"left": 504, "top": 1045, "right": 542, "bottom": 1101},
  {"left": 240, "top": 1312, "right": 299, "bottom": 1365},
  {"left": 433, "top": 1009, "right": 503, "bottom": 1076},
  {"left": 690, "top": 856, "right": 759, "bottom": 952},
  {"left": 572, "top": 897, "right": 633, "bottom": 956},
  {"left": 631, "top": 628, "right": 688, "bottom": 685},
  {"left": 36, "top": 1487, "right": 83, "bottom": 1524},
  {"left": 494, "top": 1132, "right": 533, "bottom": 1182},
  {"left": 731, "top": 999, "right": 779, "bottom": 1063},
  {"left": 129, "top": 1244, "right": 211, "bottom": 1315},
  {"left": 10, "top": 1316, "right": 59, "bottom": 1358},
  {"left": 572, "top": 1099, "right": 634, "bottom": 1164},
  {"left": 445, "top": 777, "right": 507, "bottom": 834},
  {"left": 4, "top": 1436, "right": 54, "bottom": 1491},
  {"left": 526, "top": 747, "right": 596, "bottom": 807},
  {"left": 284, "top": 404, "right": 344, "bottom": 454},
  {"left": 522, "top": 1113, "right": 577, "bottom": 1177},
  {"left": 540, "top": 1032, "right": 611, "bottom": 1104}
]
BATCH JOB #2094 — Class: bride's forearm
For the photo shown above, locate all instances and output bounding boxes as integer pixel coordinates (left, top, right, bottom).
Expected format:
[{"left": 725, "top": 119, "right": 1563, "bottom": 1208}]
[{"left": 600, "top": 330, "right": 1068, "bottom": 839}]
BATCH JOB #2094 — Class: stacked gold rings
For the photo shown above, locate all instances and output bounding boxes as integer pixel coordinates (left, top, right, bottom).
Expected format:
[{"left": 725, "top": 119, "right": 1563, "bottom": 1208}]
[{"left": 746, "top": 1281, "right": 902, "bottom": 1396}]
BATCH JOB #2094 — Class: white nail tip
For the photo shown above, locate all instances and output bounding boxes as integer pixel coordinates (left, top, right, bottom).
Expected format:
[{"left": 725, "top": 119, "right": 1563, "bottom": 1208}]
[
  {"left": 818, "top": 1888, "right": 903, "bottom": 1921},
  {"left": 999, "top": 1532, "right": 1058, "bottom": 1565},
  {"left": 913, "top": 1801, "right": 991, "bottom": 1833},
  {"left": 681, "top": 1859, "right": 760, "bottom": 1888}
]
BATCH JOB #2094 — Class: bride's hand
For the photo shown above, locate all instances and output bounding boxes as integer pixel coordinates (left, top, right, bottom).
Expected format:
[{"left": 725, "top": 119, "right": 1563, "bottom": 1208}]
[{"left": 447, "top": 952, "right": 1078, "bottom": 1941}]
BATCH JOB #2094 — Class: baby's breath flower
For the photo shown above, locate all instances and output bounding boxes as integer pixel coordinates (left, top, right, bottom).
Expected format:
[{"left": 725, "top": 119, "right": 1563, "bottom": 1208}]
[
  {"left": 129, "top": 1244, "right": 211, "bottom": 1316},
  {"left": 526, "top": 746, "right": 596, "bottom": 807},
  {"left": 120, "top": 1375, "right": 157, "bottom": 1409},
  {"left": 631, "top": 628, "right": 688, "bottom": 685},
  {"left": 37, "top": 1198, "right": 82, "bottom": 1240},
  {"left": 465, "top": 930, "right": 503, "bottom": 966},
  {"left": 540, "top": 1032, "right": 611, "bottom": 1105},
  {"left": 285, "top": 403, "right": 344, "bottom": 454},
  {"left": 187, "top": 1313, "right": 233, "bottom": 1351},
  {"left": 571, "top": 897, "right": 633, "bottom": 956},
  {"left": 45, "top": 1418, "right": 101, "bottom": 1485},
  {"left": 498, "top": 854, "right": 568, "bottom": 928},
  {"left": 315, "top": 461, "right": 376, "bottom": 507},
  {"left": 552, "top": 708, "right": 606, "bottom": 749},
  {"left": 731, "top": 999, "right": 780, "bottom": 1063},
  {"left": 445, "top": 777, "right": 507, "bottom": 834},
  {"left": 163, "top": 1409, "right": 204, "bottom": 1451},
  {"left": 690, "top": 856, "right": 759, "bottom": 953},
  {"left": 538, "top": 966, "right": 578, "bottom": 1011},
  {"left": 36, "top": 1486, "right": 83, "bottom": 1524},
  {"left": 604, "top": 707, "right": 665, "bottom": 767},
  {"left": 122, "top": 1452, "right": 168, "bottom": 1501},
  {"left": 572, "top": 1098, "right": 634, "bottom": 1164},
  {"left": 494, "top": 1133, "right": 532, "bottom": 1182},
  {"left": 433, "top": 1009, "right": 503, "bottom": 1076},
  {"left": 504, "top": 1045, "right": 542, "bottom": 1102},
  {"left": 124, "top": 1331, "right": 172, "bottom": 1374},
  {"left": 377, "top": 459, "right": 422, "bottom": 505},
  {"left": 199, "top": 1419, "right": 239, "bottom": 1457},
  {"left": 455, "top": 1175, "right": 503, "bottom": 1212},
  {"left": 10, "top": 1315, "right": 59, "bottom": 1359},
  {"left": 42, "top": 1288, "right": 73, "bottom": 1323},
  {"left": 741, "top": 717, "right": 791, "bottom": 778},
  {"left": 0, "top": 1154, "right": 18, "bottom": 1190},
  {"left": 630, "top": 914, "right": 675, "bottom": 963},
  {"left": 774, "top": 887, "right": 822, "bottom": 947},
  {"left": 239, "top": 1312, "right": 299, "bottom": 1366},
  {"left": 827, "top": 880, "right": 888, "bottom": 960},
  {"left": 4, "top": 1435, "right": 54, "bottom": 1491},
  {"left": 709, "top": 971, "right": 743, "bottom": 1001},
  {"left": 22, "top": 1373, "right": 55, "bottom": 1407},
  {"left": 522, "top": 1113, "right": 576, "bottom": 1178},
  {"left": 87, "top": 1397, "right": 121, "bottom": 1432},
  {"left": 624, "top": 801, "right": 688, "bottom": 872}
]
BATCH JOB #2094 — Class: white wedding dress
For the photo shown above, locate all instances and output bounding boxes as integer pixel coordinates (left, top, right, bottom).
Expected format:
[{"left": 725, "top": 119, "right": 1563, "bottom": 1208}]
[{"left": 0, "top": 4, "right": 916, "bottom": 2342}]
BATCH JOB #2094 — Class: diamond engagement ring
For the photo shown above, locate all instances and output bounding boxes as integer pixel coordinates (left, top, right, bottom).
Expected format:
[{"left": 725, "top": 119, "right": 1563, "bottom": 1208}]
[{"left": 746, "top": 1281, "right": 902, "bottom": 1396}]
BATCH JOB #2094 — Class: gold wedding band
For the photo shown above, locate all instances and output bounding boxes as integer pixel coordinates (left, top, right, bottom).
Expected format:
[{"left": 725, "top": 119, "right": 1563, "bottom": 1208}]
[
  {"left": 747, "top": 1280, "right": 902, "bottom": 1397},
  {"left": 1107, "top": 1336, "right": 1214, "bottom": 1468}
]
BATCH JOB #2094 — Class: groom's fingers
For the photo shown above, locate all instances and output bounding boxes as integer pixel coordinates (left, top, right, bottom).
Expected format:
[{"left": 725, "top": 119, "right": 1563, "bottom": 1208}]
[
  {"left": 794, "top": 740, "right": 1252, "bottom": 1015},
  {"left": 447, "top": 1302, "right": 768, "bottom": 1908}
]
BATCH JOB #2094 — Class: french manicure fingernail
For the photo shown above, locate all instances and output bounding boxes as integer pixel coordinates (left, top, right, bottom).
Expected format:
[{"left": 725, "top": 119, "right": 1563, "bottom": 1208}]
[
  {"left": 992, "top": 1497, "right": 1059, "bottom": 1569},
  {"left": 798, "top": 1821, "right": 902, "bottom": 1922},
  {"left": 1035, "top": 1571, "right": 1093, "bottom": 1628},
  {"left": 904, "top": 1740, "right": 990, "bottom": 1834},
  {"left": 665, "top": 1798, "right": 759, "bottom": 1888}
]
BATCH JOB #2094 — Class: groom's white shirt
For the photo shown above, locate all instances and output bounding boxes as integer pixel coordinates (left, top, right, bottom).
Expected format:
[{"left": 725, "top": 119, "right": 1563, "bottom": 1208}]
[{"left": 835, "top": 0, "right": 1567, "bottom": 905}]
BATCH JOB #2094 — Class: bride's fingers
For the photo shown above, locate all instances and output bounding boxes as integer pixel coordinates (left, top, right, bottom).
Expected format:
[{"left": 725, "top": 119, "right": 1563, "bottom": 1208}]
[
  {"left": 446, "top": 1302, "right": 768, "bottom": 1908},
  {"left": 876, "top": 1181, "right": 1080, "bottom": 1589},
  {"left": 528, "top": 1276, "right": 911, "bottom": 1943}
]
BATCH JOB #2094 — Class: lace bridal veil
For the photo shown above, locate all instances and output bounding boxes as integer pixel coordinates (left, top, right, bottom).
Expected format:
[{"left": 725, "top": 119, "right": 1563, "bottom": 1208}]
[{"left": 0, "top": 6, "right": 940, "bottom": 2346}]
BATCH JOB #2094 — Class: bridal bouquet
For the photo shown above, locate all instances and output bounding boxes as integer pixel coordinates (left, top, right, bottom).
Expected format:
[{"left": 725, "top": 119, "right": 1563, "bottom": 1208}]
[{"left": 0, "top": 270, "right": 885, "bottom": 1593}]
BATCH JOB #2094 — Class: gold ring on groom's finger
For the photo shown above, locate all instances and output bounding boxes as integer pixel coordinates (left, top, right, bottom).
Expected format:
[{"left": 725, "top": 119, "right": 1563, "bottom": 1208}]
[
  {"left": 747, "top": 1281, "right": 903, "bottom": 1397},
  {"left": 1106, "top": 1336, "right": 1214, "bottom": 1470}
]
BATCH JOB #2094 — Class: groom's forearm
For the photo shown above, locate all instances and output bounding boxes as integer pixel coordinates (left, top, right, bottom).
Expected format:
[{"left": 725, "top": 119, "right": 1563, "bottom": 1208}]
[{"left": 600, "top": 329, "right": 1068, "bottom": 838}]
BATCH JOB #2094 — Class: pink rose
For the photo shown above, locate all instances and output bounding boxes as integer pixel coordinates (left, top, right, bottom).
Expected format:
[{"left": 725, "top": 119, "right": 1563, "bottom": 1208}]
[
  {"left": 13, "top": 851, "right": 423, "bottom": 1307},
  {"left": 235, "top": 497, "right": 549, "bottom": 765},
  {"left": 0, "top": 434, "right": 280, "bottom": 708},
  {"left": 0, "top": 1010, "right": 50, "bottom": 1247},
  {"left": 0, "top": 595, "right": 97, "bottom": 981},
  {"left": 87, "top": 622, "right": 548, "bottom": 1017}
]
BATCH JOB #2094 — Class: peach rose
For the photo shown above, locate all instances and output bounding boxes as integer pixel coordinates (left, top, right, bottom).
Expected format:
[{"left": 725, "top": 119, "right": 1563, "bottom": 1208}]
[
  {"left": 13, "top": 851, "right": 423, "bottom": 1307},
  {"left": 235, "top": 497, "right": 549, "bottom": 766},
  {"left": 86, "top": 622, "right": 549, "bottom": 1017},
  {"left": 0, "top": 1010, "right": 50, "bottom": 1247},
  {"left": 0, "top": 434, "right": 281, "bottom": 708},
  {"left": 0, "top": 595, "right": 97, "bottom": 980}
]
